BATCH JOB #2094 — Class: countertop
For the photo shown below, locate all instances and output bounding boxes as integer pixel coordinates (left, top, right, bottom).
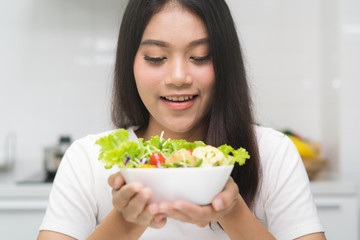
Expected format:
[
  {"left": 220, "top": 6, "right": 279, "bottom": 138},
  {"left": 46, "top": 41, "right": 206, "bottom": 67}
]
[
  {"left": 0, "top": 165, "right": 357, "bottom": 198},
  {"left": 311, "top": 180, "right": 357, "bottom": 196},
  {"left": 0, "top": 165, "right": 52, "bottom": 198}
]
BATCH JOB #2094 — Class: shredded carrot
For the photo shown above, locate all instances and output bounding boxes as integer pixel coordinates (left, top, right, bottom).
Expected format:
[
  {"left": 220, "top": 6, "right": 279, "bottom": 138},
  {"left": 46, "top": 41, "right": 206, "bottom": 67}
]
[{"left": 138, "top": 164, "right": 156, "bottom": 168}]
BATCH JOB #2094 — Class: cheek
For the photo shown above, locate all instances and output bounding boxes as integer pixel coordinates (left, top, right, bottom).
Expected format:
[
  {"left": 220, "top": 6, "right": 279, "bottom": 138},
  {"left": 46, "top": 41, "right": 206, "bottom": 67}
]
[
  {"left": 195, "top": 64, "right": 215, "bottom": 89},
  {"left": 134, "top": 55, "right": 163, "bottom": 88}
]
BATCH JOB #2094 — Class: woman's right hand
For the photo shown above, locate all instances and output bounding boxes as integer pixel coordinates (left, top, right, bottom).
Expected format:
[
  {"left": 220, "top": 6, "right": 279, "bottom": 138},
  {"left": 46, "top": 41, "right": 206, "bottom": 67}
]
[{"left": 108, "top": 172, "right": 167, "bottom": 229}]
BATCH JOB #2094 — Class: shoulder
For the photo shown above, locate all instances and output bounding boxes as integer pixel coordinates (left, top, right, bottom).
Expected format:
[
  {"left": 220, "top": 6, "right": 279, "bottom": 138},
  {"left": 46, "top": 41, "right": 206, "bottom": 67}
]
[
  {"left": 253, "top": 125, "right": 305, "bottom": 186},
  {"left": 253, "top": 126, "right": 323, "bottom": 239},
  {"left": 64, "top": 127, "right": 138, "bottom": 172},
  {"left": 254, "top": 125, "right": 294, "bottom": 157},
  {"left": 72, "top": 126, "right": 138, "bottom": 151},
  {"left": 74, "top": 129, "right": 117, "bottom": 148},
  {"left": 254, "top": 125, "right": 288, "bottom": 146}
]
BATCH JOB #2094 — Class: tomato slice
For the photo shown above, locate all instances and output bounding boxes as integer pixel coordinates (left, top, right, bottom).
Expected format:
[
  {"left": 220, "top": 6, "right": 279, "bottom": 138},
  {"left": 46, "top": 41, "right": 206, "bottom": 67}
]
[
  {"left": 149, "top": 153, "right": 166, "bottom": 166},
  {"left": 187, "top": 149, "right": 193, "bottom": 154}
]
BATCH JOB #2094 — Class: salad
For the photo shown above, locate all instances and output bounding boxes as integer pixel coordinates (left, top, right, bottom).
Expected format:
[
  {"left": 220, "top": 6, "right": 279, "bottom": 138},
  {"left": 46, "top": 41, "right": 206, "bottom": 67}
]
[{"left": 95, "top": 129, "right": 250, "bottom": 169}]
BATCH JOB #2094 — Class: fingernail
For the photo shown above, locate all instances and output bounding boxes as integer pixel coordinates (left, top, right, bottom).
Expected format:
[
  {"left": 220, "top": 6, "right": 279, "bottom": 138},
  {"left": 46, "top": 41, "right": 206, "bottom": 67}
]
[
  {"left": 156, "top": 215, "right": 166, "bottom": 223},
  {"left": 213, "top": 198, "right": 224, "bottom": 211}
]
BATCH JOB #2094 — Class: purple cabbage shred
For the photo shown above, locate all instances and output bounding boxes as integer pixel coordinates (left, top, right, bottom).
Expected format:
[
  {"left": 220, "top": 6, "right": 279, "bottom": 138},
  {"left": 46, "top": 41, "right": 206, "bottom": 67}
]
[
  {"left": 140, "top": 158, "right": 147, "bottom": 165},
  {"left": 124, "top": 157, "right": 130, "bottom": 165}
]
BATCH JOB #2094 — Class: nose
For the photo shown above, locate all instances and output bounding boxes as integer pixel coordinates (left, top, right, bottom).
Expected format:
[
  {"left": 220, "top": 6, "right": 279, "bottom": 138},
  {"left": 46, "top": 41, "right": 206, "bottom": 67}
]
[{"left": 165, "top": 58, "right": 192, "bottom": 87}]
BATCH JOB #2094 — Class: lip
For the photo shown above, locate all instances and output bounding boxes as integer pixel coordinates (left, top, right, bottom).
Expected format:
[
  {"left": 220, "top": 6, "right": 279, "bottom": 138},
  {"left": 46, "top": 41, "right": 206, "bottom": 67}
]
[{"left": 161, "top": 95, "right": 197, "bottom": 111}]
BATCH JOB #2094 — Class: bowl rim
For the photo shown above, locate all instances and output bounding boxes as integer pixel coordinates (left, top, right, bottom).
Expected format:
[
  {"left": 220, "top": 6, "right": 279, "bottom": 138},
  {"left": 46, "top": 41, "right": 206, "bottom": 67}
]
[{"left": 120, "top": 165, "right": 234, "bottom": 171}]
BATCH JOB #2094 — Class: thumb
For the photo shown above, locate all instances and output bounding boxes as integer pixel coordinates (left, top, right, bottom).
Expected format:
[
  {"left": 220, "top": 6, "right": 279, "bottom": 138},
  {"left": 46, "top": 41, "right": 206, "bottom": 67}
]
[{"left": 108, "top": 172, "right": 125, "bottom": 190}]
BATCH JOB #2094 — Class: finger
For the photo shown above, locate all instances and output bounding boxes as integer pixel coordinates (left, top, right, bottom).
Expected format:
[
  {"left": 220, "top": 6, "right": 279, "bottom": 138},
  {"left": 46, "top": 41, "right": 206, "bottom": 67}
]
[
  {"left": 168, "top": 207, "right": 210, "bottom": 227},
  {"left": 149, "top": 213, "right": 167, "bottom": 229},
  {"left": 166, "top": 208, "right": 192, "bottom": 223},
  {"left": 108, "top": 172, "right": 125, "bottom": 190},
  {"left": 212, "top": 177, "right": 239, "bottom": 211},
  {"left": 158, "top": 202, "right": 173, "bottom": 214},
  {"left": 112, "top": 182, "right": 143, "bottom": 209},
  {"left": 122, "top": 187, "right": 153, "bottom": 222},
  {"left": 196, "top": 221, "right": 210, "bottom": 228},
  {"left": 143, "top": 203, "right": 162, "bottom": 225},
  {"left": 168, "top": 201, "right": 212, "bottom": 223},
  {"left": 173, "top": 201, "right": 212, "bottom": 219}
]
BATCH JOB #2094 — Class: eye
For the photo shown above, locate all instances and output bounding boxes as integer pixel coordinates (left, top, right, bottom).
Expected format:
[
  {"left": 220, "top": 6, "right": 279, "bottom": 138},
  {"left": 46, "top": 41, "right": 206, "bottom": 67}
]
[
  {"left": 144, "top": 55, "right": 167, "bottom": 64},
  {"left": 190, "top": 54, "right": 211, "bottom": 64}
]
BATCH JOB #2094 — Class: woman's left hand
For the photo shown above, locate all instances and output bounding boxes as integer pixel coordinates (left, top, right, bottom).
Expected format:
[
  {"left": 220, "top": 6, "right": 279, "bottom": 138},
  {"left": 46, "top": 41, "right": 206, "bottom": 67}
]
[{"left": 159, "top": 177, "right": 241, "bottom": 227}]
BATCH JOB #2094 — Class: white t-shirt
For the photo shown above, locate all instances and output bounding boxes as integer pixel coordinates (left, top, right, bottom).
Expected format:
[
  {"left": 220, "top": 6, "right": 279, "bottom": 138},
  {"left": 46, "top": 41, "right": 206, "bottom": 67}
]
[{"left": 39, "top": 126, "right": 324, "bottom": 239}]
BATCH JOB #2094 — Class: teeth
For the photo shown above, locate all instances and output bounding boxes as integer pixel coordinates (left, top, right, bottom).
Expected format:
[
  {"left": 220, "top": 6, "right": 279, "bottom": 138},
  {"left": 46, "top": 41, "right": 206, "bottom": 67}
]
[{"left": 164, "top": 96, "right": 194, "bottom": 102}]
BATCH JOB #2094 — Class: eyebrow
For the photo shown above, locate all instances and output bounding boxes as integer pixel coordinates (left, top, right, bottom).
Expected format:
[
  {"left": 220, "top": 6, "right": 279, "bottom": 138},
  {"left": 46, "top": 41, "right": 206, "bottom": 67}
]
[
  {"left": 189, "top": 38, "right": 209, "bottom": 47},
  {"left": 140, "top": 39, "right": 168, "bottom": 47},
  {"left": 140, "top": 38, "right": 209, "bottom": 48}
]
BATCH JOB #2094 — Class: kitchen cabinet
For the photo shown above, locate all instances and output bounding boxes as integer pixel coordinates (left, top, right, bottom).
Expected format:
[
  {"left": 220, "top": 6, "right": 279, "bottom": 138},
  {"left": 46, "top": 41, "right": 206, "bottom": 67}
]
[
  {"left": 0, "top": 183, "right": 52, "bottom": 240},
  {"left": 311, "top": 181, "right": 359, "bottom": 240},
  {"left": 0, "top": 179, "right": 358, "bottom": 239}
]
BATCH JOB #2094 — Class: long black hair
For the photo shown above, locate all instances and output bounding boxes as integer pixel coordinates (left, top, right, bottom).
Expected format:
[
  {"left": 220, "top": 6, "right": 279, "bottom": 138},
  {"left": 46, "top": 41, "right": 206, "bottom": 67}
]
[{"left": 112, "top": 0, "right": 261, "bottom": 209}]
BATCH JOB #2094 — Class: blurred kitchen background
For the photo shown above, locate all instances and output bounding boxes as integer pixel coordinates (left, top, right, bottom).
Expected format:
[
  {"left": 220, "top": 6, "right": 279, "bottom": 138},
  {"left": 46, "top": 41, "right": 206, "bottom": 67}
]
[{"left": 0, "top": 0, "right": 359, "bottom": 239}]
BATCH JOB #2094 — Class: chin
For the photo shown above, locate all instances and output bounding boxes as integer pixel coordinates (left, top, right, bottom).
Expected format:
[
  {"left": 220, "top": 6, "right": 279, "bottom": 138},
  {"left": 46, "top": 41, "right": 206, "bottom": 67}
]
[
  {"left": 161, "top": 119, "right": 203, "bottom": 137},
  {"left": 163, "top": 122, "right": 191, "bottom": 132},
  {"left": 150, "top": 113, "right": 206, "bottom": 138}
]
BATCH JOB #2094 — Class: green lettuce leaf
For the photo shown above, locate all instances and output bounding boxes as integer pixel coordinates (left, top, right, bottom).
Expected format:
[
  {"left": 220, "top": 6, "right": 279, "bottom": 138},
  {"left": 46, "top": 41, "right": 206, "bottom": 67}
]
[
  {"left": 218, "top": 144, "right": 249, "bottom": 166},
  {"left": 95, "top": 129, "right": 142, "bottom": 169},
  {"left": 95, "top": 129, "right": 249, "bottom": 168}
]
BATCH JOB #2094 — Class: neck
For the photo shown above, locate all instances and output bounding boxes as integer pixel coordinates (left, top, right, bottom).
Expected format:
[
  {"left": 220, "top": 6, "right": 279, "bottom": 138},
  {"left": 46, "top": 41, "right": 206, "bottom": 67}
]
[{"left": 135, "top": 119, "right": 207, "bottom": 142}]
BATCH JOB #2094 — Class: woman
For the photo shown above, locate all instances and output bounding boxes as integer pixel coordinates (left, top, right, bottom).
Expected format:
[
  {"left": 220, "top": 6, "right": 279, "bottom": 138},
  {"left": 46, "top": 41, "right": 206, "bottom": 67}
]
[{"left": 38, "top": 0, "right": 326, "bottom": 239}]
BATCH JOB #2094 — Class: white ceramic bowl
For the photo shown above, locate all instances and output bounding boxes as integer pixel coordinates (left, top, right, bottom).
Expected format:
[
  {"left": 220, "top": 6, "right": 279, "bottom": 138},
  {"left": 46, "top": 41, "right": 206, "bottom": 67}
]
[{"left": 120, "top": 165, "right": 234, "bottom": 205}]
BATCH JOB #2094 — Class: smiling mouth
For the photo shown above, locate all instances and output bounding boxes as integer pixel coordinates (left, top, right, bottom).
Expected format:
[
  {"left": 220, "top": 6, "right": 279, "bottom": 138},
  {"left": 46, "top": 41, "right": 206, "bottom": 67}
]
[{"left": 161, "top": 95, "right": 197, "bottom": 102}]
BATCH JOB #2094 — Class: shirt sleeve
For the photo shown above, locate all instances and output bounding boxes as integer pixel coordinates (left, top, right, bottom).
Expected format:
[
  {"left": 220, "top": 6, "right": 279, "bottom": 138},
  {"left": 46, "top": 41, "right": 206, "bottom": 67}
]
[
  {"left": 39, "top": 138, "right": 98, "bottom": 240},
  {"left": 258, "top": 129, "right": 324, "bottom": 240}
]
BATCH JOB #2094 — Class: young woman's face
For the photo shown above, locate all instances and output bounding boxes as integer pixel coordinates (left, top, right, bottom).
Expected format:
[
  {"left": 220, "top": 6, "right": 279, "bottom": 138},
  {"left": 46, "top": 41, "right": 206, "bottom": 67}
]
[{"left": 133, "top": 5, "right": 215, "bottom": 140}]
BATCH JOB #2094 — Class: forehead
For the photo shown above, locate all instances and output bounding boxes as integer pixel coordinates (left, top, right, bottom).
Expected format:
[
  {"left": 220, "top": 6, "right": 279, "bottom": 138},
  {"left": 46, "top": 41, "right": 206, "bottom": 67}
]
[{"left": 141, "top": 4, "right": 208, "bottom": 42}]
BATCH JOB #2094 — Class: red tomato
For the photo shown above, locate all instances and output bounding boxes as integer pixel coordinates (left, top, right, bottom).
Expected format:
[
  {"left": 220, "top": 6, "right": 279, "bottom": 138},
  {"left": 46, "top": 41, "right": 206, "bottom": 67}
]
[
  {"left": 187, "top": 149, "right": 193, "bottom": 154},
  {"left": 149, "top": 153, "right": 166, "bottom": 166}
]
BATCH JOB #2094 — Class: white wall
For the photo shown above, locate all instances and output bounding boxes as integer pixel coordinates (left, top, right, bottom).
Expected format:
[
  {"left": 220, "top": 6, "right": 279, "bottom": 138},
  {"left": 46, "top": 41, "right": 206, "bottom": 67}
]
[
  {"left": 1, "top": 0, "right": 359, "bottom": 185},
  {"left": 228, "top": 1, "right": 322, "bottom": 141},
  {"left": 227, "top": 0, "right": 341, "bottom": 177},
  {"left": 0, "top": 0, "right": 126, "bottom": 171}
]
